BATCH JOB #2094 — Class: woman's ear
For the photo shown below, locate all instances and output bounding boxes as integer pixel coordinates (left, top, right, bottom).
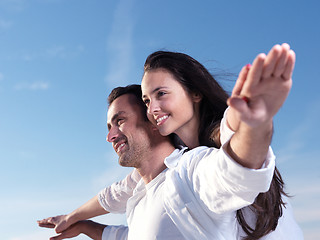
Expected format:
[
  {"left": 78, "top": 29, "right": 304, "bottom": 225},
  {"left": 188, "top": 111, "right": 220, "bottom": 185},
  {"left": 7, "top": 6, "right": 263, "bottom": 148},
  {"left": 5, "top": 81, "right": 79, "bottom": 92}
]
[{"left": 192, "top": 92, "right": 202, "bottom": 103}]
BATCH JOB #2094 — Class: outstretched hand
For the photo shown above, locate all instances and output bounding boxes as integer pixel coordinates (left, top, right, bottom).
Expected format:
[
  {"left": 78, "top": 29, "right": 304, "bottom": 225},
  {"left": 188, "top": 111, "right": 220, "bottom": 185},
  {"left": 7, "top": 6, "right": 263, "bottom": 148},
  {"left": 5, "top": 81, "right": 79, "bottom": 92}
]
[
  {"left": 37, "top": 215, "right": 71, "bottom": 234},
  {"left": 39, "top": 220, "right": 106, "bottom": 240},
  {"left": 228, "top": 43, "right": 295, "bottom": 128},
  {"left": 47, "top": 221, "right": 85, "bottom": 240}
]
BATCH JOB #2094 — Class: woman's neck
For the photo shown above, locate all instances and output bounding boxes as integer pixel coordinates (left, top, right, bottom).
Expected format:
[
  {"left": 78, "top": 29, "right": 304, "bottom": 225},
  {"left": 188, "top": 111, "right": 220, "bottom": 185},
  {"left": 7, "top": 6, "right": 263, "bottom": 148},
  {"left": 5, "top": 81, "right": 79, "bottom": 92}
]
[
  {"left": 175, "top": 121, "right": 200, "bottom": 149},
  {"left": 176, "top": 102, "right": 201, "bottom": 149}
]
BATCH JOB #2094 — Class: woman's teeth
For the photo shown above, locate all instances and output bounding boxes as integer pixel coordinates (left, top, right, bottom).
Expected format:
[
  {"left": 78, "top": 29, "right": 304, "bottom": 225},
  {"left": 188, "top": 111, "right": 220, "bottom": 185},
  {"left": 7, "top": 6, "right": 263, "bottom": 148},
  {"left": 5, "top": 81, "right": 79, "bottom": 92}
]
[{"left": 156, "top": 115, "right": 168, "bottom": 123}]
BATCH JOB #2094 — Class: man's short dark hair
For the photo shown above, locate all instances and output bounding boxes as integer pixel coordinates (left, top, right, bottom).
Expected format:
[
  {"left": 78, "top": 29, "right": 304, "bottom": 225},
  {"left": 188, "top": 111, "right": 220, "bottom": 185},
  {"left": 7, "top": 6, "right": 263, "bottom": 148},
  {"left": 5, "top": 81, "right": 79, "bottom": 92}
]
[{"left": 108, "top": 84, "right": 148, "bottom": 121}]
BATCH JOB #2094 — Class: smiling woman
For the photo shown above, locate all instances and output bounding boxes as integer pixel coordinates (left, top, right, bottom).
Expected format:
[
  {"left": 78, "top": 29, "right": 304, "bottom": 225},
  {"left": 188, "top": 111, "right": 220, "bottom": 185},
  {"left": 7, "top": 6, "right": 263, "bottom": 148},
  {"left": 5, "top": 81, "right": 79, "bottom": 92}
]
[
  {"left": 140, "top": 46, "right": 300, "bottom": 240},
  {"left": 142, "top": 50, "right": 229, "bottom": 149},
  {"left": 142, "top": 69, "right": 201, "bottom": 148}
]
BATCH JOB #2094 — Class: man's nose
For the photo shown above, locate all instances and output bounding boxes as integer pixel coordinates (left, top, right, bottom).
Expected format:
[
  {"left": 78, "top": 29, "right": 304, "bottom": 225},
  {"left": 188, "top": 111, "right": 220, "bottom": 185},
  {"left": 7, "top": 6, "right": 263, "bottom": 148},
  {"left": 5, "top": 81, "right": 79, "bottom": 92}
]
[{"left": 107, "top": 127, "right": 119, "bottom": 142}]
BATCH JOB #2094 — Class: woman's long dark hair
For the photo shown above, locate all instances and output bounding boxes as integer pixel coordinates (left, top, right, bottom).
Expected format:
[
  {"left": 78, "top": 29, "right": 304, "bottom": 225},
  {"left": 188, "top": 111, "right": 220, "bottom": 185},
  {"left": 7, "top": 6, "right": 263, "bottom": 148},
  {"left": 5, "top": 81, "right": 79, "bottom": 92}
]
[{"left": 143, "top": 51, "right": 287, "bottom": 240}]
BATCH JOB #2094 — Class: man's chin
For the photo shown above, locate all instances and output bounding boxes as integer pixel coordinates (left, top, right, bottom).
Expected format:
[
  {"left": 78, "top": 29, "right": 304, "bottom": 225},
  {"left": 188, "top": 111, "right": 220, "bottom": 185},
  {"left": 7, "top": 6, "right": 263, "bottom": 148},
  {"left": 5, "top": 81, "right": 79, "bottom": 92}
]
[{"left": 119, "top": 157, "right": 132, "bottom": 167}]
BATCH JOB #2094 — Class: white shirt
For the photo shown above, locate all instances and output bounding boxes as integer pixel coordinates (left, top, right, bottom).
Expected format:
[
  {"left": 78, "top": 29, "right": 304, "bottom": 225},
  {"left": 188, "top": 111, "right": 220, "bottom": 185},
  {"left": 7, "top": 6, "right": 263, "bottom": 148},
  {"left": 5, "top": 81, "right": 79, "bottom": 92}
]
[
  {"left": 99, "top": 109, "right": 303, "bottom": 239},
  {"left": 101, "top": 143, "right": 275, "bottom": 240},
  {"left": 126, "top": 169, "right": 185, "bottom": 239}
]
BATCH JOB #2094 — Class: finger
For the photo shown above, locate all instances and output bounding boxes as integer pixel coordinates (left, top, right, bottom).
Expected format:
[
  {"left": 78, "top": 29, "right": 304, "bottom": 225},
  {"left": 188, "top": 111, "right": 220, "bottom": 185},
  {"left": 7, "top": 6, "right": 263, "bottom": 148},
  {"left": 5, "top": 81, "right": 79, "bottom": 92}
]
[
  {"left": 232, "top": 64, "right": 250, "bottom": 96},
  {"left": 37, "top": 219, "right": 55, "bottom": 228},
  {"left": 273, "top": 43, "right": 290, "bottom": 77},
  {"left": 38, "top": 222, "right": 55, "bottom": 228},
  {"left": 50, "top": 233, "right": 66, "bottom": 240},
  {"left": 244, "top": 53, "right": 265, "bottom": 91},
  {"left": 37, "top": 218, "right": 49, "bottom": 224},
  {"left": 261, "top": 44, "right": 282, "bottom": 78},
  {"left": 282, "top": 49, "right": 296, "bottom": 80}
]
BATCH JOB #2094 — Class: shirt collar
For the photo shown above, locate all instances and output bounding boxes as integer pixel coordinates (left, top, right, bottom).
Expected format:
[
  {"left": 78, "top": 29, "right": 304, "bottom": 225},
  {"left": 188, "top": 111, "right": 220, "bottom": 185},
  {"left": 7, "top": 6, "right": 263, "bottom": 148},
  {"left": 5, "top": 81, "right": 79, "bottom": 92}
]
[{"left": 164, "top": 147, "right": 188, "bottom": 168}]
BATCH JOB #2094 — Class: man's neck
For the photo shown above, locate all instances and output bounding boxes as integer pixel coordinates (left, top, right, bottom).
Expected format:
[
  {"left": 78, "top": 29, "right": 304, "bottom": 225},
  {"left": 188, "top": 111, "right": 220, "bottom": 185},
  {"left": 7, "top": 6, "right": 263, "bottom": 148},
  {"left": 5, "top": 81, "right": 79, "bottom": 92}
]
[{"left": 137, "top": 142, "right": 175, "bottom": 184}]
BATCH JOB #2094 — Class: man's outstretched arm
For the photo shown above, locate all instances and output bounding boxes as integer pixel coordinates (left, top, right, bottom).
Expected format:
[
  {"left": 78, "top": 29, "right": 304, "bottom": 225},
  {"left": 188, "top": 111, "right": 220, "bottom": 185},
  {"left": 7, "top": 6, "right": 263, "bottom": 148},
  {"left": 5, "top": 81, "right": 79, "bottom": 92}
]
[
  {"left": 49, "top": 221, "right": 128, "bottom": 240},
  {"left": 47, "top": 220, "right": 106, "bottom": 240},
  {"left": 38, "top": 196, "right": 108, "bottom": 234}
]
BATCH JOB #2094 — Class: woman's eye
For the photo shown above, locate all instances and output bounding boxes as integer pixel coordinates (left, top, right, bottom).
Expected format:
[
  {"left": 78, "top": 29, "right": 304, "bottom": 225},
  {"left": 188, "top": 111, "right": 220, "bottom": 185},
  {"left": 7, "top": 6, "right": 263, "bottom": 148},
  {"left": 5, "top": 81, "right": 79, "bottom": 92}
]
[
  {"left": 143, "top": 99, "right": 150, "bottom": 106},
  {"left": 157, "top": 91, "right": 166, "bottom": 97}
]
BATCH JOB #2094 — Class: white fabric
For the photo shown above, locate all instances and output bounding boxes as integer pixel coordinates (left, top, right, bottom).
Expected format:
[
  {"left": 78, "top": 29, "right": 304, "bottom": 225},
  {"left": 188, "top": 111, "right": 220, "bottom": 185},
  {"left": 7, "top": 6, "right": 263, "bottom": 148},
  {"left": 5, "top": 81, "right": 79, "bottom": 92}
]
[
  {"left": 99, "top": 108, "right": 303, "bottom": 239},
  {"left": 126, "top": 169, "right": 185, "bottom": 239},
  {"left": 102, "top": 145, "right": 275, "bottom": 240},
  {"left": 102, "top": 225, "right": 128, "bottom": 240},
  {"left": 98, "top": 169, "right": 141, "bottom": 214},
  {"left": 161, "top": 143, "right": 275, "bottom": 240}
]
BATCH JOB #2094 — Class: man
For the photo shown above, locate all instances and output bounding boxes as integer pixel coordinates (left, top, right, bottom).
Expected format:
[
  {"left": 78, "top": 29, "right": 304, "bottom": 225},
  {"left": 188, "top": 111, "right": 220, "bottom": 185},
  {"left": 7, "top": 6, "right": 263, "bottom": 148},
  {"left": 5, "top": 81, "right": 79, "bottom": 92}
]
[{"left": 38, "top": 85, "right": 184, "bottom": 239}]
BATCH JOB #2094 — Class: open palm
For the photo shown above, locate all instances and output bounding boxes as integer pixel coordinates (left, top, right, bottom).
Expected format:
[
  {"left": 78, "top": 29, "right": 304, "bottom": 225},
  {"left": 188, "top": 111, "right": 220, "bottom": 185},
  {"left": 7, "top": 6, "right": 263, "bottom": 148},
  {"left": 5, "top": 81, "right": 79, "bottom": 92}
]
[{"left": 228, "top": 43, "right": 295, "bottom": 128}]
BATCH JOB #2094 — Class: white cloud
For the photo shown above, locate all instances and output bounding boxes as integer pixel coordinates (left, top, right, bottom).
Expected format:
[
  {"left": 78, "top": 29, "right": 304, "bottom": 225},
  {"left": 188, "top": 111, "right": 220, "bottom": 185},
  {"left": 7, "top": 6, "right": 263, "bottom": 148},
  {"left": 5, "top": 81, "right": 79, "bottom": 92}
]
[
  {"left": 273, "top": 99, "right": 320, "bottom": 238},
  {"left": 290, "top": 180, "right": 320, "bottom": 222},
  {"left": 91, "top": 149, "right": 133, "bottom": 192},
  {"left": 9, "top": 231, "right": 56, "bottom": 240},
  {"left": 276, "top": 99, "right": 320, "bottom": 164},
  {"left": 0, "top": 19, "right": 12, "bottom": 30},
  {"left": 14, "top": 81, "right": 50, "bottom": 90},
  {"left": 21, "top": 45, "right": 84, "bottom": 61},
  {"left": 295, "top": 206, "right": 320, "bottom": 224},
  {"left": 104, "top": 0, "right": 135, "bottom": 87},
  {"left": 293, "top": 181, "right": 320, "bottom": 197},
  {"left": 304, "top": 230, "right": 320, "bottom": 240},
  {"left": 92, "top": 164, "right": 133, "bottom": 192},
  {"left": 45, "top": 45, "right": 66, "bottom": 58},
  {"left": 0, "top": 0, "right": 25, "bottom": 12},
  {"left": 8, "top": 228, "right": 92, "bottom": 240}
]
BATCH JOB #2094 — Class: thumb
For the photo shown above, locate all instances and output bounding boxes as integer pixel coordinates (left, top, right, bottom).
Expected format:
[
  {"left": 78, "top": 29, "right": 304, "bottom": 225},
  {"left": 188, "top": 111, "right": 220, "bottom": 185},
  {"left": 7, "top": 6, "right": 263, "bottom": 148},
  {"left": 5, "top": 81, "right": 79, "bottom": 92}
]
[
  {"left": 55, "top": 222, "right": 68, "bottom": 234},
  {"left": 227, "top": 96, "right": 250, "bottom": 115}
]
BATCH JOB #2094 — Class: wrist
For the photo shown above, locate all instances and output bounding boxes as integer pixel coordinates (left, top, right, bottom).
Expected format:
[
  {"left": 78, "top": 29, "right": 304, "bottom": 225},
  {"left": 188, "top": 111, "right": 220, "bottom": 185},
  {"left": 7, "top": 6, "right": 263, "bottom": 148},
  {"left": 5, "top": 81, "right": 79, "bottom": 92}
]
[
  {"left": 82, "top": 220, "right": 106, "bottom": 240},
  {"left": 67, "top": 212, "right": 78, "bottom": 226},
  {"left": 241, "top": 119, "right": 273, "bottom": 135},
  {"left": 79, "top": 220, "right": 91, "bottom": 234}
]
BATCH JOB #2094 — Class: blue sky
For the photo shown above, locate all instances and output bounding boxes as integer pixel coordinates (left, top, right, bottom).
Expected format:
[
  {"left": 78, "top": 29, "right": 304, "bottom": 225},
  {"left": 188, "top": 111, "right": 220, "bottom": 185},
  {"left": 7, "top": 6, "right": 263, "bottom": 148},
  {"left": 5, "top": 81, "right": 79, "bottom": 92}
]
[{"left": 0, "top": 0, "right": 319, "bottom": 239}]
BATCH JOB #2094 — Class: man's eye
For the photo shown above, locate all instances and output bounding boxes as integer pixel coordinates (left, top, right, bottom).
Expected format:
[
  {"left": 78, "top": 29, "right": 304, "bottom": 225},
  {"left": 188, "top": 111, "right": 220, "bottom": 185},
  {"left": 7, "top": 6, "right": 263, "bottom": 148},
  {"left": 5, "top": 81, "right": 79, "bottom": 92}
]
[{"left": 117, "top": 119, "right": 124, "bottom": 125}]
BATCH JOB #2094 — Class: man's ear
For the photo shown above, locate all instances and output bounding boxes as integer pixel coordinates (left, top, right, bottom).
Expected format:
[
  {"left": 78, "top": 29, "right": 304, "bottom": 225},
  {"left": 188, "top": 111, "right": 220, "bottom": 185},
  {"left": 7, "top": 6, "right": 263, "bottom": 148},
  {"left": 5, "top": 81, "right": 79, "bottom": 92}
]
[{"left": 192, "top": 92, "right": 202, "bottom": 103}]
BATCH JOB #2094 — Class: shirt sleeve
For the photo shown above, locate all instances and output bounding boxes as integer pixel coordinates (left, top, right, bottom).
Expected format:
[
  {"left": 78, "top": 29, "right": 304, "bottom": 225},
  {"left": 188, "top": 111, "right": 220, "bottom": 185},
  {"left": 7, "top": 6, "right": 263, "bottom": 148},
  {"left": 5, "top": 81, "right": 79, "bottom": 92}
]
[
  {"left": 98, "top": 169, "right": 141, "bottom": 213},
  {"left": 189, "top": 141, "right": 275, "bottom": 214},
  {"left": 220, "top": 107, "right": 235, "bottom": 145},
  {"left": 102, "top": 225, "right": 128, "bottom": 240}
]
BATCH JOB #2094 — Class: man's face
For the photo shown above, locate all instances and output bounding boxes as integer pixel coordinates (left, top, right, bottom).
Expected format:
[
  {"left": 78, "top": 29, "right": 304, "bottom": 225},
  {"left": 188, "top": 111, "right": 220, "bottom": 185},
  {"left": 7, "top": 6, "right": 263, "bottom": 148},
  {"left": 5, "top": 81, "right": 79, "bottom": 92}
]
[{"left": 107, "top": 94, "right": 153, "bottom": 167}]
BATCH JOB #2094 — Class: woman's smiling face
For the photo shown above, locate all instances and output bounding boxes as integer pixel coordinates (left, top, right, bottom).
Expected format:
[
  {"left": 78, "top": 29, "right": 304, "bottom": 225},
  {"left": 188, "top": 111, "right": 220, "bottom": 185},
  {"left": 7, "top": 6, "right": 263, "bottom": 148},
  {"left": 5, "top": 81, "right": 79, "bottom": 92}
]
[{"left": 141, "top": 69, "right": 200, "bottom": 142}]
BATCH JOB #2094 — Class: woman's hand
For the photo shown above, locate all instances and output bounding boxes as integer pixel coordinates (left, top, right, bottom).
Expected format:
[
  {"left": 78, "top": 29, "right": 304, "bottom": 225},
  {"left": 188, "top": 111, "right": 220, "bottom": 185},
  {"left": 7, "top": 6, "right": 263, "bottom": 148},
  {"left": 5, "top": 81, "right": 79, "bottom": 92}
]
[{"left": 228, "top": 43, "right": 295, "bottom": 128}]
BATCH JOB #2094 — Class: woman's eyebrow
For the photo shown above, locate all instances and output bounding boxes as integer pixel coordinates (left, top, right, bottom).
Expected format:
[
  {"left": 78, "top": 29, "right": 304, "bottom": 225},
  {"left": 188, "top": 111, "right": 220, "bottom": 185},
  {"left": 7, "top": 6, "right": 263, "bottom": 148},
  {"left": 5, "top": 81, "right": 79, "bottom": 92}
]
[{"left": 142, "top": 86, "right": 167, "bottom": 98}]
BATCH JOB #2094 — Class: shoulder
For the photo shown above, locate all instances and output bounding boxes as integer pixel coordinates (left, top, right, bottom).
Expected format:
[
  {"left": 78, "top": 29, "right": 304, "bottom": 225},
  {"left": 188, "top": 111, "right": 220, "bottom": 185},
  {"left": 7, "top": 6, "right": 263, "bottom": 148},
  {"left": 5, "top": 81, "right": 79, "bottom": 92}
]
[
  {"left": 181, "top": 146, "right": 218, "bottom": 162},
  {"left": 173, "top": 146, "right": 220, "bottom": 173}
]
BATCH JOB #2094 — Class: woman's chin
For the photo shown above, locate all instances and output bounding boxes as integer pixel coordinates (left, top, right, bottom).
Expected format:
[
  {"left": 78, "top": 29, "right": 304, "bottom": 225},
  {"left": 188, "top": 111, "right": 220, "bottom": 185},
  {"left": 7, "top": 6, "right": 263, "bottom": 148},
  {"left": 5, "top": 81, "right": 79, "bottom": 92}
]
[{"left": 158, "top": 127, "right": 172, "bottom": 137}]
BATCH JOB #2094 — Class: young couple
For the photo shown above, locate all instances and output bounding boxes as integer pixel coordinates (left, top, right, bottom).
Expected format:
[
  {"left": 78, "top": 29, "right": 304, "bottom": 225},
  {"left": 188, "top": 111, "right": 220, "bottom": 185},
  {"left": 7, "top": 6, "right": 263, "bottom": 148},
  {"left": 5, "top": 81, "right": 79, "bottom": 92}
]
[{"left": 38, "top": 43, "right": 303, "bottom": 239}]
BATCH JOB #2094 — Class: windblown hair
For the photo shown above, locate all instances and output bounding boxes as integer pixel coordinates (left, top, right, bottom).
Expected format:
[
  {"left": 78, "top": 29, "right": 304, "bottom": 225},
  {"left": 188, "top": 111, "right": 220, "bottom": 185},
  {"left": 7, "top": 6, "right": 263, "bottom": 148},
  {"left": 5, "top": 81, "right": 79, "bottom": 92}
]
[
  {"left": 143, "top": 51, "right": 287, "bottom": 240},
  {"left": 108, "top": 84, "right": 149, "bottom": 122},
  {"left": 144, "top": 51, "right": 228, "bottom": 147}
]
